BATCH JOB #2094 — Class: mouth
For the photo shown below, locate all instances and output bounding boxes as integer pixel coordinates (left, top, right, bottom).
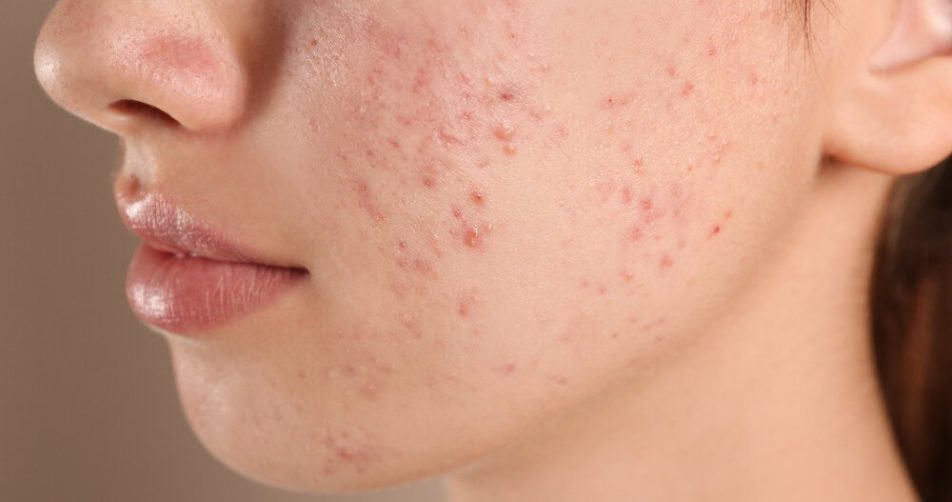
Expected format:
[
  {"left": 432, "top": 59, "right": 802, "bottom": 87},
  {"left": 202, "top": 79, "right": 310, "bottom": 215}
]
[{"left": 116, "top": 189, "right": 309, "bottom": 336}]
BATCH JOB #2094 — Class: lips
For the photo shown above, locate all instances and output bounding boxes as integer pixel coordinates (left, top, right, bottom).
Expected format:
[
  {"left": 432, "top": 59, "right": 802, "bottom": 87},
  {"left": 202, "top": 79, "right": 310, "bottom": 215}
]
[{"left": 116, "top": 190, "right": 309, "bottom": 336}]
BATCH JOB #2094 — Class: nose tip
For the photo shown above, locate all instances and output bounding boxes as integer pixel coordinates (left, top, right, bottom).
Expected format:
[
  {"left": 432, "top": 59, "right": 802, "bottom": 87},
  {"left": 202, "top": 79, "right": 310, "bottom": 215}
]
[{"left": 34, "top": 1, "right": 250, "bottom": 135}]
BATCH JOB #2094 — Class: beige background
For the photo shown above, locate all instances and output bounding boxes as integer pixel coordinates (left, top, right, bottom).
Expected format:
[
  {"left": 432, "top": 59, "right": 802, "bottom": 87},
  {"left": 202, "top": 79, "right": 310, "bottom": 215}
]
[{"left": 0, "top": 2, "right": 441, "bottom": 501}]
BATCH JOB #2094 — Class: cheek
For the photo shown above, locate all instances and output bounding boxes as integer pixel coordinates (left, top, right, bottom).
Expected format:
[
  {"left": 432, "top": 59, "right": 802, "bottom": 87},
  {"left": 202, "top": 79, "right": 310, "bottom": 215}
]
[
  {"left": 291, "top": 1, "right": 798, "bottom": 389},
  {"left": 188, "top": 0, "right": 814, "bottom": 489}
]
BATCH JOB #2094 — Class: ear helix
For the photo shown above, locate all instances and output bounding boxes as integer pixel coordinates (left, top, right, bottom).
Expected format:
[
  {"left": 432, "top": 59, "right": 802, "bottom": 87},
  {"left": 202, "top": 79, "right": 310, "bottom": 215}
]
[{"left": 870, "top": 0, "right": 952, "bottom": 71}]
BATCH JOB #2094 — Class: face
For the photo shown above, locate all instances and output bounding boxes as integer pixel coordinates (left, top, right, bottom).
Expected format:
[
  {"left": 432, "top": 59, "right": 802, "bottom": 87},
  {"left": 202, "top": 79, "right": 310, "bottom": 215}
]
[{"left": 36, "top": 0, "right": 828, "bottom": 492}]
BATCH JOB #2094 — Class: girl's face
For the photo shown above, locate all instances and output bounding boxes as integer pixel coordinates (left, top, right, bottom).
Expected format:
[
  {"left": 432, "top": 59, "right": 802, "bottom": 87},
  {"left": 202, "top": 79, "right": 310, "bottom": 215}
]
[{"left": 37, "top": 0, "right": 828, "bottom": 492}]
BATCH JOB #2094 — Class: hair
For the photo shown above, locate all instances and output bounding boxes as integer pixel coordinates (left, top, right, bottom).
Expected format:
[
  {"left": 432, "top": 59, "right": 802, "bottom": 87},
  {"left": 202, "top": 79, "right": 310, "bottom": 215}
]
[
  {"left": 873, "top": 158, "right": 952, "bottom": 501},
  {"left": 793, "top": 1, "right": 952, "bottom": 500}
]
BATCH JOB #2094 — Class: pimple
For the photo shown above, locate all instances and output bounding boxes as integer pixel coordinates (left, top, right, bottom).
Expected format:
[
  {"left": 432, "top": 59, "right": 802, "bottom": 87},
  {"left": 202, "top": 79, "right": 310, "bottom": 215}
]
[
  {"left": 493, "top": 124, "right": 517, "bottom": 142},
  {"left": 498, "top": 362, "right": 517, "bottom": 376},
  {"left": 640, "top": 197, "right": 654, "bottom": 212},
  {"left": 630, "top": 225, "right": 644, "bottom": 242},
  {"left": 659, "top": 254, "right": 674, "bottom": 270},
  {"left": 680, "top": 81, "right": 696, "bottom": 97},
  {"left": 353, "top": 178, "right": 387, "bottom": 222},
  {"left": 422, "top": 175, "right": 438, "bottom": 189},
  {"left": 470, "top": 190, "right": 486, "bottom": 207},
  {"left": 462, "top": 223, "right": 486, "bottom": 248},
  {"left": 631, "top": 157, "right": 645, "bottom": 174},
  {"left": 621, "top": 186, "right": 633, "bottom": 205}
]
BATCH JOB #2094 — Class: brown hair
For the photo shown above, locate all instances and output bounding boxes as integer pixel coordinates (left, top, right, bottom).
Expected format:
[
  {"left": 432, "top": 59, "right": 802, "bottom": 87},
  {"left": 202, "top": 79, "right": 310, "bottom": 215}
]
[
  {"left": 795, "top": 1, "right": 952, "bottom": 500},
  {"left": 873, "top": 158, "right": 952, "bottom": 501}
]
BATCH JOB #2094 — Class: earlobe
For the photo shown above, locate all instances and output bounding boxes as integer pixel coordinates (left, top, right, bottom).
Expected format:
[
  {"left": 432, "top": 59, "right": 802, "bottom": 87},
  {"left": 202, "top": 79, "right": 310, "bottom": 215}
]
[{"left": 823, "top": 0, "right": 952, "bottom": 175}]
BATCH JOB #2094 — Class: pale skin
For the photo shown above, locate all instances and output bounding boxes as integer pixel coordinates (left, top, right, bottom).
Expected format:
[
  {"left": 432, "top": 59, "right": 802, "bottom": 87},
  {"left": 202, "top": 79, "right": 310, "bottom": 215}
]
[{"left": 34, "top": 0, "right": 952, "bottom": 501}]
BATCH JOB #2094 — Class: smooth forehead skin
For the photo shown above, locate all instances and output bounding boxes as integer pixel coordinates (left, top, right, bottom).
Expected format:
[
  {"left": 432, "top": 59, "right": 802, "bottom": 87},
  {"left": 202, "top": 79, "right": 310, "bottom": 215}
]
[{"left": 41, "top": 0, "right": 828, "bottom": 492}]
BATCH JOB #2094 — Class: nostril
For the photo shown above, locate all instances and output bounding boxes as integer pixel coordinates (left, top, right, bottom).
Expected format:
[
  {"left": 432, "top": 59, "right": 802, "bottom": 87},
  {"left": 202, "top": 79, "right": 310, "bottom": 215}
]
[{"left": 109, "top": 99, "right": 180, "bottom": 128}]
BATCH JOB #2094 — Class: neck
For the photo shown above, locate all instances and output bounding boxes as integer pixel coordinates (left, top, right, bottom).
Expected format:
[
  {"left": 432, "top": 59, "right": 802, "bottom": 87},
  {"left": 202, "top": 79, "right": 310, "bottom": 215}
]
[{"left": 445, "top": 166, "right": 918, "bottom": 502}]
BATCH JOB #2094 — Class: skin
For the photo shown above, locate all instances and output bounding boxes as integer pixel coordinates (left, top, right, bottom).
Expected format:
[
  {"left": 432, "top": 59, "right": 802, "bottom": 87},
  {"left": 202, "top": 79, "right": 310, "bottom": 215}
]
[{"left": 34, "top": 0, "right": 952, "bottom": 500}]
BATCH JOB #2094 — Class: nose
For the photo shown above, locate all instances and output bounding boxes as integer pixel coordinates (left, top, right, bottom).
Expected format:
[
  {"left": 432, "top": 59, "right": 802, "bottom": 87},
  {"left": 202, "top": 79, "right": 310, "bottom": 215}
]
[{"left": 34, "top": 0, "right": 255, "bottom": 135}]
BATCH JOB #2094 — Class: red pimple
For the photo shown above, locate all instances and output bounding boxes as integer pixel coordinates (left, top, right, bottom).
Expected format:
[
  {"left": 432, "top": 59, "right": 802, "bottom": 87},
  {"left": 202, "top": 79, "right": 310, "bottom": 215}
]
[
  {"left": 498, "top": 90, "right": 517, "bottom": 102},
  {"left": 621, "top": 186, "right": 633, "bottom": 204},
  {"left": 458, "top": 301, "right": 470, "bottom": 318},
  {"left": 463, "top": 224, "right": 482, "bottom": 248},
  {"left": 680, "top": 81, "right": 696, "bottom": 97},
  {"left": 470, "top": 190, "right": 486, "bottom": 207},
  {"left": 354, "top": 179, "right": 386, "bottom": 222},
  {"left": 493, "top": 124, "right": 516, "bottom": 142},
  {"left": 660, "top": 254, "right": 674, "bottom": 270},
  {"left": 499, "top": 362, "right": 517, "bottom": 376},
  {"left": 631, "top": 157, "right": 645, "bottom": 173},
  {"left": 422, "top": 176, "right": 438, "bottom": 189},
  {"left": 502, "top": 144, "right": 518, "bottom": 156},
  {"left": 630, "top": 225, "right": 644, "bottom": 241}
]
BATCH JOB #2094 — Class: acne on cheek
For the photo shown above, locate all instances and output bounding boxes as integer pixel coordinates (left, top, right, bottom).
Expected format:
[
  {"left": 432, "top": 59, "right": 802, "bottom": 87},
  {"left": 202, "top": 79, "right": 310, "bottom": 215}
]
[
  {"left": 317, "top": 1, "right": 552, "bottom": 264},
  {"left": 317, "top": 428, "right": 384, "bottom": 477}
]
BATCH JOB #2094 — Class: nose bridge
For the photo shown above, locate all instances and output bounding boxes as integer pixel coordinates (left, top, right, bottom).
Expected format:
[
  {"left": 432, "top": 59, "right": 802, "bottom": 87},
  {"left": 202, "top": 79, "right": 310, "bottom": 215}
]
[{"left": 35, "top": 0, "right": 251, "bottom": 135}]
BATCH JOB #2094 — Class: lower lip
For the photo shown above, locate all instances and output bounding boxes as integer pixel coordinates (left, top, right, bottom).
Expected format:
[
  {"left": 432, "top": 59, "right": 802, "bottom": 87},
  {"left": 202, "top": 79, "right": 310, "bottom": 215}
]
[{"left": 125, "top": 244, "right": 308, "bottom": 335}]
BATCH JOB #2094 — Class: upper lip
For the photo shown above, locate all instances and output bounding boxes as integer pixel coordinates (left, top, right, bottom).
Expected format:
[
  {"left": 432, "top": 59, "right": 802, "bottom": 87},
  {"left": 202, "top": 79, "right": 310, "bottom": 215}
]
[{"left": 115, "top": 187, "right": 298, "bottom": 269}]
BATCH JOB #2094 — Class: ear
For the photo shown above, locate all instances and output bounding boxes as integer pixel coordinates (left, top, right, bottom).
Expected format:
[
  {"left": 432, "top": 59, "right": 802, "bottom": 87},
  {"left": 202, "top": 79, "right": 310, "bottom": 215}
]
[{"left": 823, "top": 0, "right": 952, "bottom": 174}]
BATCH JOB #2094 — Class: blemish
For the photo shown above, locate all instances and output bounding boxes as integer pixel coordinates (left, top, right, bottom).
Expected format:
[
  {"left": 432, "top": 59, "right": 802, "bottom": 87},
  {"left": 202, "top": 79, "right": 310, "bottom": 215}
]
[
  {"left": 631, "top": 157, "right": 645, "bottom": 173},
  {"left": 680, "top": 81, "right": 696, "bottom": 97},
  {"left": 438, "top": 126, "right": 463, "bottom": 146},
  {"left": 548, "top": 375, "right": 569, "bottom": 386},
  {"left": 498, "top": 362, "right": 517, "bottom": 376},
  {"left": 470, "top": 190, "right": 486, "bottom": 207},
  {"left": 621, "top": 186, "right": 633, "bottom": 205},
  {"left": 354, "top": 178, "right": 386, "bottom": 222},
  {"left": 422, "top": 176, "right": 438, "bottom": 189},
  {"left": 462, "top": 223, "right": 484, "bottom": 248},
  {"left": 493, "top": 124, "right": 517, "bottom": 142},
  {"left": 458, "top": 301, "right": 470, "bottom": 318},
  {"left": 630, "top": 225, "right": 644, "bottom": 241},
  {"left": 659, "top": 254, "right": 674, "bottom": 270},
  {"left": 502, "top": 144, "right": 518, "bottom": 156}
]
